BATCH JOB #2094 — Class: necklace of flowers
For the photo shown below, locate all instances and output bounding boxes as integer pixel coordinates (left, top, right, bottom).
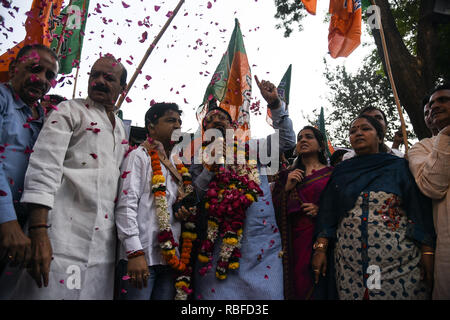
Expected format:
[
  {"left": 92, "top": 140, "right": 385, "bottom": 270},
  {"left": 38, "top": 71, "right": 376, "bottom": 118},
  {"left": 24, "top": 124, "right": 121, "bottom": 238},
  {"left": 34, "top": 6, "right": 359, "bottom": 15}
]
[
  {"left": 198, "top": 140, "right": 263, "bottom": 280},
  {"left": 147, "top": 138, "right": 197, "bottom": 300}
]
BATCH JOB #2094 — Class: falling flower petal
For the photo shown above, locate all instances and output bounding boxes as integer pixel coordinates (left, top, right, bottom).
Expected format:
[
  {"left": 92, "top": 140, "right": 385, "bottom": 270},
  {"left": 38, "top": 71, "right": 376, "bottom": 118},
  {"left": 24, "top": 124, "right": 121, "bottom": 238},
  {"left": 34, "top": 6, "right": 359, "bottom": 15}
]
[
  {"left": 207, "top": 1, "right": 212, "bottom": 9},
  {"left": 121, "top": 171, "right": 131, "bottom": 179},
  {"left": 139, "top": 31, "right": 148, "bottom": 43},
  {"left": 154, "top": 5, "right": 160, "bottom": 11},
  {"left": 122, "top": 275, "right": 131, "bottom": 281},
  {"left": 121, "top": 1, "right": 130, "bottom": 8},
  {"left": 24, "top": 146, "right": 33, "bottom": 154},
  {"left": 90, "top": 153, "right": 98, "bottom": 159}
]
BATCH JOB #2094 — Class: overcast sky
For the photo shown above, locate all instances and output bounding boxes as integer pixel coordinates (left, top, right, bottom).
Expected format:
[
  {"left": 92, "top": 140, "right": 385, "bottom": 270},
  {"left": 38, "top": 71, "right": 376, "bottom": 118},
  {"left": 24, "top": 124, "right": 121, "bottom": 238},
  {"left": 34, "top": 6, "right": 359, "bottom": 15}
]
[{"left": 1, "top": 0, "right": 375, "bottom": 138}]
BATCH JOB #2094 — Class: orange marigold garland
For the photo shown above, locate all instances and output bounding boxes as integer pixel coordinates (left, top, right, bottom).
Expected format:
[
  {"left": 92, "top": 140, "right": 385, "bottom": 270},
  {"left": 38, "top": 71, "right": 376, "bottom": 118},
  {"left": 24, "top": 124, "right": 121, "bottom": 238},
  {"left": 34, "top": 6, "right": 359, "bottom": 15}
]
[{"left": 147, "top": 143, "right": 197, "bottom": 300}]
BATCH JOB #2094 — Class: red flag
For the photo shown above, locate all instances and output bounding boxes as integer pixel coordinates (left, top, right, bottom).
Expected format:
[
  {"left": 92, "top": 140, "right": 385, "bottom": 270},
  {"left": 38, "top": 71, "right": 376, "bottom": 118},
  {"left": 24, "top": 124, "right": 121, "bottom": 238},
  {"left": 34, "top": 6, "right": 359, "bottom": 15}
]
[
  {"left": 0, "top": 0, "right": 64, "bottom": 82},
  {"left": 328, "top": 0, "right": 362, "bottom": 58},
  {"left": 301, "top": 0, "right": 317, "bottom": 15}
]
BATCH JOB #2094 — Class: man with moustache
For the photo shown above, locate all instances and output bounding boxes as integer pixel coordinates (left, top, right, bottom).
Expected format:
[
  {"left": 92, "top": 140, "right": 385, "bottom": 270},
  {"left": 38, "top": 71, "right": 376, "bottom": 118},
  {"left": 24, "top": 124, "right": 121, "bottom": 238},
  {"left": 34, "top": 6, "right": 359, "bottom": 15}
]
[
  {"left": 0, "top": 45, "right": 58, "bottom": 277},
  {"left": 408, "top": 83, "right": 450, "bottom": 299},
  {"left": 2, "top": 54, "right": 129, "bottom": 299}
]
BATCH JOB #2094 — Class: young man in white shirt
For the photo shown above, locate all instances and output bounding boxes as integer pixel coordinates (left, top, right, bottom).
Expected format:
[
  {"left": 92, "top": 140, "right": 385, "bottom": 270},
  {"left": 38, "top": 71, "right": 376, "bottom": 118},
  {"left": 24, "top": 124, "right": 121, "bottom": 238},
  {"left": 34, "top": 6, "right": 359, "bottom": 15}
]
[{"left": 115, "top": 102, "right": 184, "bottom": 300}]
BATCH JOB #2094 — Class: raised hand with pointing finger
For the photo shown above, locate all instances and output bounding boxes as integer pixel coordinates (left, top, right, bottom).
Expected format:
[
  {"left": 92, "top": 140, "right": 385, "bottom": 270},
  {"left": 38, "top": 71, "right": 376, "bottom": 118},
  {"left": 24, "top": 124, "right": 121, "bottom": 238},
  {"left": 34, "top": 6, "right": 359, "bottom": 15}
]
[{"left": 254, "top": 75, "right": 281, "bottom": 109}]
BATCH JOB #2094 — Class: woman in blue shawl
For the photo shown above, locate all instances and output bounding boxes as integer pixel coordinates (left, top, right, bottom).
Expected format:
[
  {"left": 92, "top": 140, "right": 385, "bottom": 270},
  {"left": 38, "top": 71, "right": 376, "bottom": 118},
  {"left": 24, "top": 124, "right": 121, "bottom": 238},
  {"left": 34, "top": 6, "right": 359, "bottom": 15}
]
[{"left": 312, "top": 115, "right": 436, "bottom": 300}]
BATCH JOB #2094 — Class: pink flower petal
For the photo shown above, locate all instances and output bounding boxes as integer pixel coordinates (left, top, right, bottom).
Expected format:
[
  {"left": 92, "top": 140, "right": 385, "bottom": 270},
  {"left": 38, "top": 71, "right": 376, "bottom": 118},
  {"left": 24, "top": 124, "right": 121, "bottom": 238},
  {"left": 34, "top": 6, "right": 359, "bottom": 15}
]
[
  {"left": 122, "top": 275, "right": 131, "bottom": 281},
  {"left": 121, "top": 171, "right": 131, "bottom": 179},
  {"left": 121, "top": 1, "right": 130, "bottom": 8},
  {"left": 207, "top": 1, "right": 212, "bottom": 9},
  {"left": 154, "top": 5, "right": 160, "bottom": 12},
  {"left": 90, "top": 153, "right": 98, "bottom": 159}
]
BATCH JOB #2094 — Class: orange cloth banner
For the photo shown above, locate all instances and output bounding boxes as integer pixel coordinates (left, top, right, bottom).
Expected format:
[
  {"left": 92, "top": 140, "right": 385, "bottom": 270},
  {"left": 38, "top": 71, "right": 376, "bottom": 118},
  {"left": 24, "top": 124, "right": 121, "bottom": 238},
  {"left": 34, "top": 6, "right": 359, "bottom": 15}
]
[
  {"left": 0, "top": 0, "right": 64, "bottom": 82},
  {"left": 301, "top": 0, "right": 318, "bottom": 15},
  {"left": 328, "top": 0, "right": 362, "bottom": 58}
]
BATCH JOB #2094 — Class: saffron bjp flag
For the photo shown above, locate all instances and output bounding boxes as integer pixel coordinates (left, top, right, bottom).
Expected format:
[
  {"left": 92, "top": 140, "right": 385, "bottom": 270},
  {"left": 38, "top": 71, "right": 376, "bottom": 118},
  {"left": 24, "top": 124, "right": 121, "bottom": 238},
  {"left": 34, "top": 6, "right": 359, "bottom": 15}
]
[
  {"left": 301, "top": 0, "right": 318, "bottom": 15},
  {"left": 317, "top": 107, "right": 335, "bottom": 157},
  {"left": 0, "top": 0, "right": 64, "bottom": 82},
  {"left": 197, "top": 19, "right": 252, "bottom": 139},
  {"left": 328, "top": 0, "right": 362, "bottom": 58},
  {"left": 50, "top": 0, "right": 90, "bottom": 75},
  {"left": 267, "top": 64, "right": 292, "bottom": 127}
]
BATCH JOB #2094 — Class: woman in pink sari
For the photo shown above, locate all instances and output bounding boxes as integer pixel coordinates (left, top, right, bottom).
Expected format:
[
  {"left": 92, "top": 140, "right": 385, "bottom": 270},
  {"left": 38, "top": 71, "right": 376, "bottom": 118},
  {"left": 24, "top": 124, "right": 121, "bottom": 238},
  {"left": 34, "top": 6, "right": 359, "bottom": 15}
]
[{"left": 272, "top": 126, "right": 333, "bottom": 299}]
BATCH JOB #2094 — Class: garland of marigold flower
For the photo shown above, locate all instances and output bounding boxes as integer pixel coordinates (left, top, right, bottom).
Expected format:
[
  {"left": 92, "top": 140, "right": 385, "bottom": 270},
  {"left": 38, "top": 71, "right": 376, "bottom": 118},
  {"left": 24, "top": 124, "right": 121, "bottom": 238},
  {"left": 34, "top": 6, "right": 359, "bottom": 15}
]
[
  {"left": 198, "top": 140, "right": 263, "bottom": 280},
  {"left": 147, "top": 145, "right": 197, "bottom": 300}
]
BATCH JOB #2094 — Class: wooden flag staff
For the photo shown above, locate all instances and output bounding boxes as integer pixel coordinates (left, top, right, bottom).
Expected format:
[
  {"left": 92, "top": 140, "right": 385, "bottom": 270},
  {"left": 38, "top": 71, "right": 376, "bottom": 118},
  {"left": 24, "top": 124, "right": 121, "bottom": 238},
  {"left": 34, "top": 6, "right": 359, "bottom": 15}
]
[
  {"left": 115, "top": 0, "right": 185, "bottom": 110},
  {"left": 371, "top": 0, "right": 409, "bottom": 152}
]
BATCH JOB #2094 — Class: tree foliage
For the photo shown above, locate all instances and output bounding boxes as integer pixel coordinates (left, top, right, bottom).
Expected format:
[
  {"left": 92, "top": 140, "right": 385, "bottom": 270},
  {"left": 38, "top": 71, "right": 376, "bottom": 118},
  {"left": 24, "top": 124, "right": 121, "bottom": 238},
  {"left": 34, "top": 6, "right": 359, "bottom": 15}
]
[
  {"left": 274, "top": 0, "right": 450, "bottom": 139},
  {"left": 317, "top": 58, "right": 414, "bottom": 148}
]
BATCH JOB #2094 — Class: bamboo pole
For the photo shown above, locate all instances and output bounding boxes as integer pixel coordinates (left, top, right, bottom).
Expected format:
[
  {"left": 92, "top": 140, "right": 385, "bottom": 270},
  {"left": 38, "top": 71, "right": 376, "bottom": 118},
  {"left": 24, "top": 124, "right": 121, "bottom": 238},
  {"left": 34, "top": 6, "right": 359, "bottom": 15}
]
[
  {"left": 115, "top": 0, "right": 185, "bottom": 109},
  {"left": 371, "top": 0, "right": 409, "bottom": 152}
]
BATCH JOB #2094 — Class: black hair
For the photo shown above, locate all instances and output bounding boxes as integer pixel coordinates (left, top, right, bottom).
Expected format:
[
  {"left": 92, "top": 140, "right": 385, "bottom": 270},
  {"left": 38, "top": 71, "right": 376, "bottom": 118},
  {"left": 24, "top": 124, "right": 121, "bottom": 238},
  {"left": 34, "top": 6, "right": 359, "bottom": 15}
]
[
  {"left": 144, "top": 102, "right": 182, "bottom": 133},
  {"left": 429, "top": 82, "right": 450, "bottom": 96},
  {"left": 16, "top": 44, "right": 58, "bottom": 61},
  {"left": 12, "top": 44, "right": 59, "bottom": 72},
  {"left": 329, "top": 149, "right": 348, "bottom": 167},
  {"left": 45, "top": 94, "right": 66, "bottom": 105},
  {"left": 292, "top": 125, "right": 328, "bottom": 171},
  {"left": 202, "top": 107, "right": 233, "bottom": 130},
  {"left": 358, "top": 106, "right": 388, "bottom": 129},
  {"left": 350, "top": 114, "right": 387, "bottom": 153},
  {"left": 119, "top": 65, "right": 127, "bottom": 87}
]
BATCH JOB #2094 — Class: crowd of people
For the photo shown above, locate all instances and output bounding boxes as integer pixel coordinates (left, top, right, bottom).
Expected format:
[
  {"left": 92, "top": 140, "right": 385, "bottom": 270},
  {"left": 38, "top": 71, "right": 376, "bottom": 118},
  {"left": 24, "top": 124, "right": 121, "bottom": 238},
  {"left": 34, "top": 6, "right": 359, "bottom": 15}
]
[{"left": 0, "top": 44, "right": 448, "bottom": 300}]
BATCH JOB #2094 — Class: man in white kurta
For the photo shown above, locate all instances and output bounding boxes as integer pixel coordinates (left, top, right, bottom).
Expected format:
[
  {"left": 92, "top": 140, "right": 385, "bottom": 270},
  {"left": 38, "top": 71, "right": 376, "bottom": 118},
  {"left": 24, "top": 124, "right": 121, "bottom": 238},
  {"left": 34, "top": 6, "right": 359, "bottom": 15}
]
[
  {"left": 4, "top": 56, "right": 128, "bottom": 299},
  {"left": 408, "top": 84, "right": 450, "bottom": 300}
]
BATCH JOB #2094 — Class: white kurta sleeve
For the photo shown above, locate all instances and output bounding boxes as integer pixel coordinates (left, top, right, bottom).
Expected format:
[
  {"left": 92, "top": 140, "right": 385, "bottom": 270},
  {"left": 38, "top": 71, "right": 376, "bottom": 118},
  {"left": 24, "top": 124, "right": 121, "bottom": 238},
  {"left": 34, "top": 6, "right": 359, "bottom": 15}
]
[
  {"left": 408, "top": 133, "right": 450, "bottom": 200},
  {"left": 115, "top": 147, "right": 148, "bottom": 254},
  {"left": 21, "top": 101, "right": 75, "bottom": 208}
]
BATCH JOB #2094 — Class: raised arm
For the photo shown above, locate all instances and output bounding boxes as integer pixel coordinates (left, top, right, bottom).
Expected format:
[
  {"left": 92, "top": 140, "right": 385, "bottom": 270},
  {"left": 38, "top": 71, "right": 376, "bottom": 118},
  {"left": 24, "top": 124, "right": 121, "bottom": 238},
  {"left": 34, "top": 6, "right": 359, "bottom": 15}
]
[{"left": 254, "top": 75, "right": 295, "bottom": 154}]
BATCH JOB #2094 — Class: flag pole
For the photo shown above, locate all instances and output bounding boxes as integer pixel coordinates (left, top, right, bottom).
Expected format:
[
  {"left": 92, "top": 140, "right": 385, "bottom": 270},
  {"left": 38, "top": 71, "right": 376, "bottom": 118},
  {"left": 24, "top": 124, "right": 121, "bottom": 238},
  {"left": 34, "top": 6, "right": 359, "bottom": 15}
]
[
  {"left": 55, "top": 0, "right": 74, "bottom": 56},
  {"left": 115, "top": 0, "right": 185, "bottom": 110},
  {"left": 371, "top": 0, "right": 408, "bottom": 152}
]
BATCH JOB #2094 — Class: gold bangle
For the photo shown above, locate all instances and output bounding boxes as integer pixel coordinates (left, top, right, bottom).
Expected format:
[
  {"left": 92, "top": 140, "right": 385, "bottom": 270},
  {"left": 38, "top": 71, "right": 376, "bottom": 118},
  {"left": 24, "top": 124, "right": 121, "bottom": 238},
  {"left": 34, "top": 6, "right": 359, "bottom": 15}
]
[{"left": 422, "top": 251, "right": 435, "bottom": 255}]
